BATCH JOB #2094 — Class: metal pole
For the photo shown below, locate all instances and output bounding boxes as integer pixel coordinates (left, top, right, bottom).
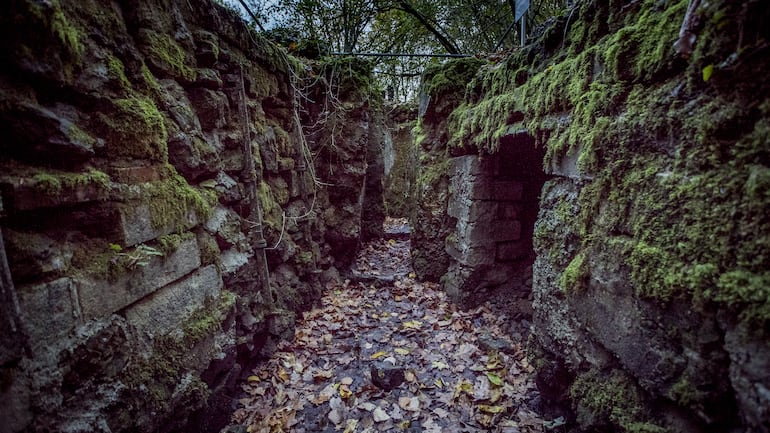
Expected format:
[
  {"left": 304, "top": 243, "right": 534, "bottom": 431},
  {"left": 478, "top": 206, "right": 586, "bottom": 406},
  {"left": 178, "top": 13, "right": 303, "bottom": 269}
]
[{"left": 521, "top": 9, "right": 527, "bottom": 46}]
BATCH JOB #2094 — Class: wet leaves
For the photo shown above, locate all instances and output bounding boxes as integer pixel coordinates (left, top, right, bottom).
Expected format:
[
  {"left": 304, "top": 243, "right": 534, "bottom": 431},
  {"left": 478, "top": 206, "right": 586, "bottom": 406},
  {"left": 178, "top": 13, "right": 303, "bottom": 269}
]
[{"left": 232, "top": 235, "right": 545, "bottom": 432}]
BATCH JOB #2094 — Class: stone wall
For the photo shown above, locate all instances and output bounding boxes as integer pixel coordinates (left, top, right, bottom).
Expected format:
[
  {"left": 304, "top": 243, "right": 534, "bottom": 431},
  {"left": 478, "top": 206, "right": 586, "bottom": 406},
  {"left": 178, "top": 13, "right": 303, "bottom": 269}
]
[
  {"left": 0, "top": 1, "right": 383, "bottom": 432},
  {"left": 413, "top": 0, "right": 770, "bottom": 432},
  {"left": 383, "top": 104, "right": 417, "bottom": 218},
  {"left": 410, "top": 58, "right": 482, "bottom": 281}
]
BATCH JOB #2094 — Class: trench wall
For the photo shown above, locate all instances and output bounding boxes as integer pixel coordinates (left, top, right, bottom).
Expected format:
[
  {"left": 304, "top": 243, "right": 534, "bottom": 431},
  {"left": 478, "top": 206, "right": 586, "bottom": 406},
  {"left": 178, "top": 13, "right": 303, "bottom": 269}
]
[
  {"left": 411, "top": 0, "right": 770, "bottom": 432},
  {"left": 0, "top": 1, "right": 383, "bottom": 432}
]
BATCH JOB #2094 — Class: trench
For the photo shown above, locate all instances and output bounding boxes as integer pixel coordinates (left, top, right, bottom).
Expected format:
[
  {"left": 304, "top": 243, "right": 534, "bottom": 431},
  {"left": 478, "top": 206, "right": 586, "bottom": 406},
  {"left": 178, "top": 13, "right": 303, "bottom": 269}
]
[
  {"left": 228, "top": 218, "right": 546, "bottom": 433},
  {"left": 220, "top": 107, "right": 550, "bottom": 431}
]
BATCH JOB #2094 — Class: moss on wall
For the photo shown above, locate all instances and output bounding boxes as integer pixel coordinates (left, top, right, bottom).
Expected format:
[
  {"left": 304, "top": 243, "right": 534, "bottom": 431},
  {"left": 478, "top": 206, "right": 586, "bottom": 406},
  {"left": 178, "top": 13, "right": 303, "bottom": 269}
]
[
  {"left": 570, "top": 369, "right": 667, "bottom": 433},
  {"left": 442, "top": 0, "right": 770, "bottom": 327},
  {"left": 139, "top": 29, "right": 197, "bottom": 83},
  {"left": 124, "top": 290, "right": 235, "bottom": 416},
  {"left": 143, "top": 166, "right": 214, "bottom": 231},
  {"left": 99, "top": 95, "right": 168, "bottom": 162},
  {"left": 31, "top": 168, "right": 111, "bottom": 196}
]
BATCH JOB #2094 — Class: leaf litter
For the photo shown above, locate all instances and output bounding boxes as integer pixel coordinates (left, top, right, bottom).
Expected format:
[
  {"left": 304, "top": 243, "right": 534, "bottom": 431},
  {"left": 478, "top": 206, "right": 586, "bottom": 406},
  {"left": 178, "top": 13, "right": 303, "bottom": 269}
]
[{"left": 232, "top": 226, "right": 545, "bottom": 432}]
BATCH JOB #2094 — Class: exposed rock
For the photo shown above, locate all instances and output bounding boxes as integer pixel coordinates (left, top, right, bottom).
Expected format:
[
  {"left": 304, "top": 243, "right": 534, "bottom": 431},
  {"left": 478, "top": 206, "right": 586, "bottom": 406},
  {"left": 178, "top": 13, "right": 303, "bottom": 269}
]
[{"left": 370, "top": 362, "right": 405, "bottom": 391}]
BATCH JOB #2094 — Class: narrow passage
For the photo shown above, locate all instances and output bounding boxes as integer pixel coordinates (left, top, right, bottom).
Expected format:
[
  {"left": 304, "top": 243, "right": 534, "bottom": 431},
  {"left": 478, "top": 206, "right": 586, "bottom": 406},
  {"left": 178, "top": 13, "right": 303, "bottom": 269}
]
[{"left": 232, "top": 219, "right": 545, "bottom": 432}]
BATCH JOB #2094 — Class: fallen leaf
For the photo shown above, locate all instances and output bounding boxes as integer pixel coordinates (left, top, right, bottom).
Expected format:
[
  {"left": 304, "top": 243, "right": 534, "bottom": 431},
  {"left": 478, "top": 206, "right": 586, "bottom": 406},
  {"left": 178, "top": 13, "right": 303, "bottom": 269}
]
[
  {"left": 339, "top": 384, "right": 352, "bottom": 399},
  {"left": 402, "top": 320, "right": 422, "bottom": 330},
  {"left": 486, "top": 372, "right": 503, "bottom": 386},
  {"left": 372, "top": 407, "right": 390, "bottom": 422},
  {"left": 395, "top": 348, "right": 410, "bottom": 355},
  {"left": 343, "top": 419, "right": 358, "bottom": 433},
  {"left": 478, "top": 404, "right": 505, "bottom": 414},
  {"left": 398, "top": 397, "right": 411, "bottom": 410},
  {"left": 370, "top": 351, "right": 388, "bottom": 359},
  {"left": 277, "top": 368, "right": 289, "bottom": 382},
  {"left": 431, "top": 360, "right": 448, "bottom": 371},
  {"left": 358, "top": 402, "right": 376, "bottom": 411},
  {"left": 247, "top": 375, "right": 261, "bottom": 383}
]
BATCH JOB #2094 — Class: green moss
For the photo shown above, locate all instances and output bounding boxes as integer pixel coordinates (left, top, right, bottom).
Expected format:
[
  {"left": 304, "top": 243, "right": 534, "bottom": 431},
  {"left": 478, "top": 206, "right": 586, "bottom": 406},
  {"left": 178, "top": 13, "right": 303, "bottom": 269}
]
[
  {"left": 140, "top": 63, "right": 163, "bottom": 99},
  {"left": 32, "top": 169, "right": 111, "bottom": 196},
  {"left": 107, "top": 54, "right": 132, "bottom": 91},
  {"left": 140, "top": 30, "right": 197, "bottom": 82},
  {"left": 124, "top": 290, "right": 236, "bottom": 412},
  {"left": 26, "top": 0, "right": 83, "bottom": 61},
  {"left": 668, "top": 375, "right": 709, "bottom": 407},
  {"left": 182, "top": 290, "right": 237, "bottom": 342},
  {"left": 65, "top": 122, "right": 97, "bottom": 149},
  {"left": 296, "top": 250, "right": 314, "bottom": 265},
  {"left": 104, "top": 96, "right": 168, "bottom": 162},
  {"left": 157, "top": 232, "right": 195, "bottom": 256},
  {"left": 257, "top": 180, "right": 282, "bottom": 230},
  {"left": 560, "top": 252, "right": 587, "bottom": 293},
  {"left": 570, "top": 369, "right": 668, "bottom": 433},
  {"left": 197, "top": 232, "right": 222, "bottom": 268},
  {"left": 32, "top": 173, "right": 62, "bottom": 195},
  {"left": 423, "top": 57, "right": 484, "bottom": 97},
  {"left": 144, "top": 167, "right": 214, "bottom": 232}
]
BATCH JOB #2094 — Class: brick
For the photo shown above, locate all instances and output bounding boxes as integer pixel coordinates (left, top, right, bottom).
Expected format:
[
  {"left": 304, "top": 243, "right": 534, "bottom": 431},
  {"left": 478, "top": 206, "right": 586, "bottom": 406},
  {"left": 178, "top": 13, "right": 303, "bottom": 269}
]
[
  {"left": 78, "top": 238, "right": 201, "bottom": 319},
  {"left": 124, "top": 265, "right": 223, "bottom": 336}
]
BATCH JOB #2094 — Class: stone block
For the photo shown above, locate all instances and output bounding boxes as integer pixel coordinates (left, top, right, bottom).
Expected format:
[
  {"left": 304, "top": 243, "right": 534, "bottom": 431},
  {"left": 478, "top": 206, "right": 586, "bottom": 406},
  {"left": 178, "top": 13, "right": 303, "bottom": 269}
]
[
  {"left": 118, "top": 203, "right": 198, "bottom": 247},
  {"left": 125, "top": 265, "right": 223, "bottom": 336},
  {"left": 496, "top": 241, "right": 529, "bottom": 261},
  {"left": 17, "top": 277, "right": 80, "bottom": 349},
  {"left": 220, "top": 248, "right": 251, "bottom": 278},
  {"left": 445, "top": 235, "right": 495, "bottom": 267},
  {"left": 451, "top": 155, "right": 493, "bottom": 177},
  {"left": 448, "top": 197, "right": 497, "bottom": 224},
  {"left": 188, "top": 88, "right": 229, "bottom": 131},
  {"left": 0, "top": 177, "right": 110, "bottom": 212},
  {"left": 109, "top": 166, "right": 162, "bottom": 183},
  {"left": 78, "top": 238, "right": 201, "bottom": 319}
]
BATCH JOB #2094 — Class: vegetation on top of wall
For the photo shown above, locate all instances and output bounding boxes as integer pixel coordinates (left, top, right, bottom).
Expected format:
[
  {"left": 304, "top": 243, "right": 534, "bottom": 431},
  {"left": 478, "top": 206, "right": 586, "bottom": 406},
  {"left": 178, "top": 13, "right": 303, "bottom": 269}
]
[
  {"left": 315, "top": 55, "right": 379, "bottom": 102},
  {"left": 422, "top": 57, "right": 484, "bottom": 98}
]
